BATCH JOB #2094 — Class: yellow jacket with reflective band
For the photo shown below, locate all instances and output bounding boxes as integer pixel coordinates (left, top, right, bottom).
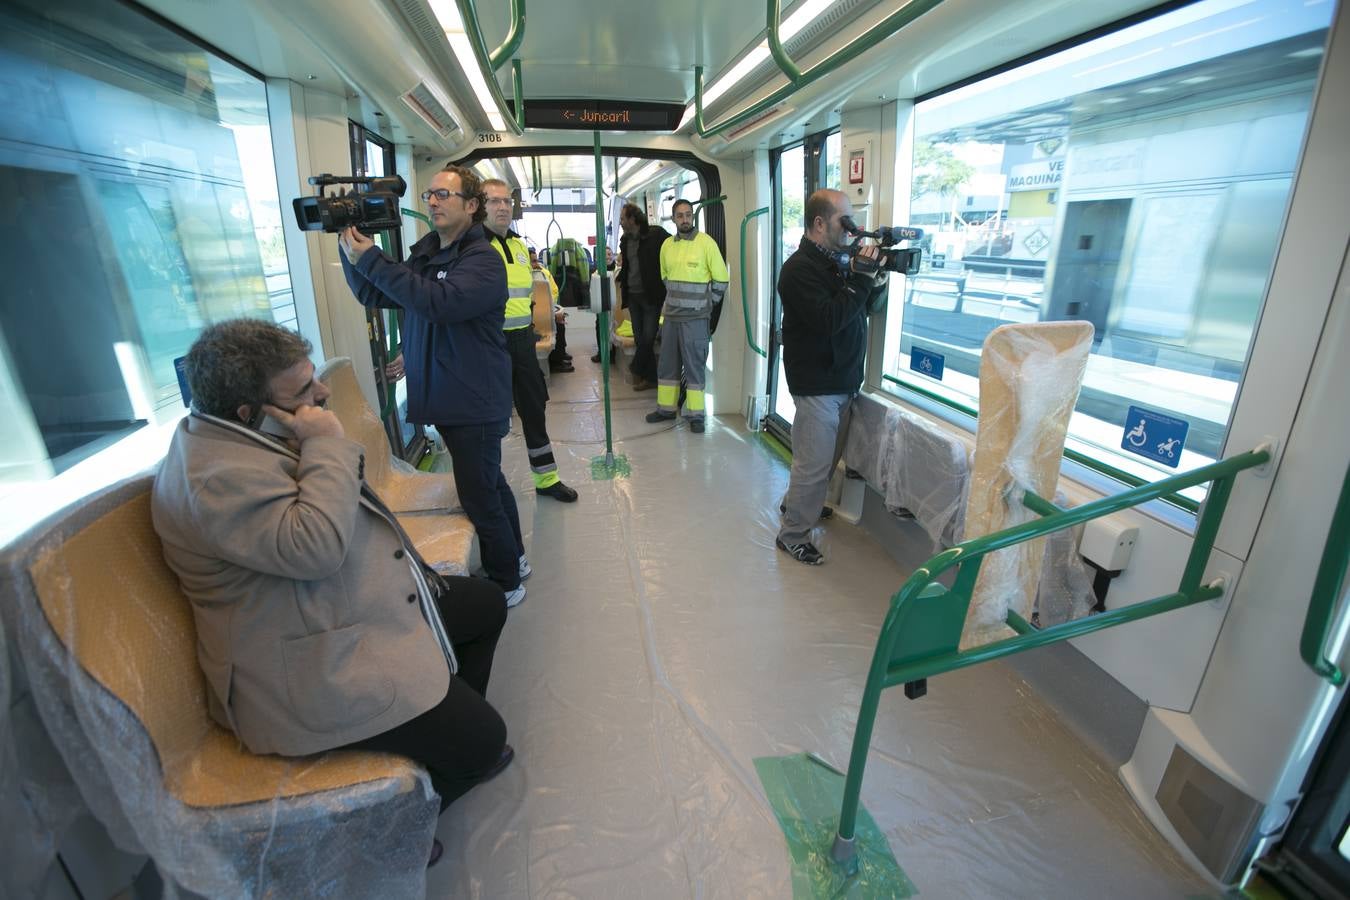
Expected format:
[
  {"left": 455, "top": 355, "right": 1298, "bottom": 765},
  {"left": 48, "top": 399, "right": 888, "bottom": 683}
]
[
  {"left": 659, "top": 230, "right": 729, "bottom": 321},
  {"left": 489, "top": 232, "right": 535, "bottom": 330}
]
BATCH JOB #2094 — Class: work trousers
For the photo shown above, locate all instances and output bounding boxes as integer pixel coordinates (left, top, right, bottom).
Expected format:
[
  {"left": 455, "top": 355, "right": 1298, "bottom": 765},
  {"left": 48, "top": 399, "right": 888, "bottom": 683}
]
[
  {"left": 436, "top": 419, "right": 523, "bottom": 591},
  {"left": 778, "top": 393, "right": 855, "bottom": 545},
  {"left": 341, "top": 575, "right": 508, "bottom": 812},
  {"left": 656, "top": 316, "right": 709, "bottom": 421},
  {"left": 627, "top": 293, "right": 661, "bottom": 382},
  {"left": 505, "top": 327, "right": 560, "bottom": 489}
]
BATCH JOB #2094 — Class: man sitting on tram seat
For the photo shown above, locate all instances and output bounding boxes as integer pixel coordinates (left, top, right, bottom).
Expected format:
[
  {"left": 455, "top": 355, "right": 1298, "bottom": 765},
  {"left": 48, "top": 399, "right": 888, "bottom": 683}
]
[
  {"left": 530, "top": 248, "right": 574, "bottom": 373},
  {"left": 775, "top": 189, "right": 886, "bottom": 565},
  {"left": 481, "top": 177, "right": 579, "bottom": 503},
  {"left": 151, "top": 319, "right": 515, "bottom": 837},
  {"left": 645, "top": 199, "right": 729, "bottom": 434},
  {"left": 338, "top": 164, "right": 529, "bottom": 608}
]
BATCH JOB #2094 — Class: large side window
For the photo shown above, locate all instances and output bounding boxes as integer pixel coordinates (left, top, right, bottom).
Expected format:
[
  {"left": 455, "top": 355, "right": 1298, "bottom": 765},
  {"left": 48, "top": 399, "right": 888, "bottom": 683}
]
[
  {"left": 0, "top": 0, "right": 294, "bottom": 541},
  {"left": 882, "top": 0, "right": 1335, "bottom": 502}
]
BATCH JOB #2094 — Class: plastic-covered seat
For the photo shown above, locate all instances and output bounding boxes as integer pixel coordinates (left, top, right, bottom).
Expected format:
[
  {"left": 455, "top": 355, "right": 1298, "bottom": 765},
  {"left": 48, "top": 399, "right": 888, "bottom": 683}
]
[
  {"left": 531, "top": 276, "right": 555, "bottom": 360},
  {"left": 315, "top": 356, "right": 457, "bottom": 513},
  {"left": 0, "top": 474, "right": 439, "bottom": 897},
  {"left": 317, "top": 356, "right": 478, "bottom": 575}
]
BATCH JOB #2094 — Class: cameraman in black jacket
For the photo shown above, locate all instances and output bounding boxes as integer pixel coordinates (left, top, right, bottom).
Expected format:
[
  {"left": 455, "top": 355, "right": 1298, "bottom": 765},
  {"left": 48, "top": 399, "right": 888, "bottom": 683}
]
[{"left": 775, "top": 188, "right": 887, "bottom": 565}]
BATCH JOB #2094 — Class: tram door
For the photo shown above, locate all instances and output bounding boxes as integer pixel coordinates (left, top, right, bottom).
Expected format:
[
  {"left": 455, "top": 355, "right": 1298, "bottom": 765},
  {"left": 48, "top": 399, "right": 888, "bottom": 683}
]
[{"left": 765, "top": 129, "right": 840, "bottom": 442}]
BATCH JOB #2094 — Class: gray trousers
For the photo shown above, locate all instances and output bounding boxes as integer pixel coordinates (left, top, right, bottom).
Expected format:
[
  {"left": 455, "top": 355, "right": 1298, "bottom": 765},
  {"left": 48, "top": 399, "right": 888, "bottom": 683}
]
[
  {"left": 656, "top": 316, "right": 710, "bottom": 420},
  {"left": 778, "top": 393, "right": 855, "bottom": 545}
]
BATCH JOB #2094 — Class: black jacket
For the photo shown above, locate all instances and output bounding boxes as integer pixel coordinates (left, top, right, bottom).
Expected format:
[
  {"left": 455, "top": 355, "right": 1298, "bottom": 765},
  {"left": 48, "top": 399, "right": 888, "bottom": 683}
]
[
  {"left": 777, "top": 236, "right": 888, "bottom": 396},
  {"left": 617, "top": 225, "right": 670, "bottom": 308},
  {"left": 341, "top": 225, "right": 512, "bottom": 426}
]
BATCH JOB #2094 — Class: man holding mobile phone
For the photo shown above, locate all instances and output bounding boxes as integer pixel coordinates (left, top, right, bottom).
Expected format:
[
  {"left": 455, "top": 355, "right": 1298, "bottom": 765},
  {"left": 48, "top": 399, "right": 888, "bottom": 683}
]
[{"left": 152, "top": 319, "right": 515, "bottom": 847}]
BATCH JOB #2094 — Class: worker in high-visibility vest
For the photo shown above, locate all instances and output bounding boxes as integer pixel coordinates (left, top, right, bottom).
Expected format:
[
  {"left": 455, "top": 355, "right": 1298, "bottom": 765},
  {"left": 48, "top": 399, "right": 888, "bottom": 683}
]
[
  {"left": 645, "top": 199, "right": 729, "bottom": 434},
  {"left": 483, "top": 179, "right": 578, "bottom": 503}
]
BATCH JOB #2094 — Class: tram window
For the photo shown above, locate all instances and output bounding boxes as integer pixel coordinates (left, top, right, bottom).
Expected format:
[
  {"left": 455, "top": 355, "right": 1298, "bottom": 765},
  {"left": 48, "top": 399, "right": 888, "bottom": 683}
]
[
  {"left": 0, "top": 0, "right": 295, "bottom": 540},
  {"left": 881, "top": 0, "right": 1335, "bottom": 501}
]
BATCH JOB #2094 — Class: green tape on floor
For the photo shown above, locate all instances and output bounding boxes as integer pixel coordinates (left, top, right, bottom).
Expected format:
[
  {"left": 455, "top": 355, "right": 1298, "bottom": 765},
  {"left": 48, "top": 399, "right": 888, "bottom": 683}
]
[
  {"left": 590, "top": 454, "right": 631, "bottom": 480},
  {"left": 755, "top": 753, "right": 916, "bottom": 899},
  {"left": 758, "top": 431, "right": 793, "bottom": 464}
]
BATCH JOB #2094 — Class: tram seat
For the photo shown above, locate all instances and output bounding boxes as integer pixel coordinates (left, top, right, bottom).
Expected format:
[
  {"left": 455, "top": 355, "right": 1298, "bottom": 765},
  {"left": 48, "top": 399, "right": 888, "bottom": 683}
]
[
  {"left": 316, "top": 356, "right": 478, "bottom": 576},
  {"left": 0, "top": 475, "right": 439, "bottom": 897},
  {"left": 531, "top": 277, "right": 556, "bottom": 377},
  {"left": 608, "top": 284, "right": 637, "bottom": 382}
]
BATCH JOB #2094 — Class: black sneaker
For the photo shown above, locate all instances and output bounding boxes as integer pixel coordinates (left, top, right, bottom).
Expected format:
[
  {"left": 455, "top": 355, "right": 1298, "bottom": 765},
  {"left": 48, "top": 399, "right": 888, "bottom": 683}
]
[
  {"left": 646, "top": 410, "right": 677, "bottom": 423},
  {"left": 690, "top": 419, "right": 705, "bottom": 433},
  {"left": 537, "top": 481, "right": 578, "bottom": 502},
  {"left": 776, "top": 538, "right": 824, "bottom": 565},
  {"left": 779, "top": 504, "right": 833, "bottom": 520}
]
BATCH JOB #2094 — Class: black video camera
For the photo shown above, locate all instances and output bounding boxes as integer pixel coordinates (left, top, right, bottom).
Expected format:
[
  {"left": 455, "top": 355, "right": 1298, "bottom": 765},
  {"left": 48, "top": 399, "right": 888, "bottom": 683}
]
[
  {"left": 292, "top": 174, "right": 407, "bottom": 234},
  {"left": 838, "top": 216, "right": 924, "bottom": 276}
]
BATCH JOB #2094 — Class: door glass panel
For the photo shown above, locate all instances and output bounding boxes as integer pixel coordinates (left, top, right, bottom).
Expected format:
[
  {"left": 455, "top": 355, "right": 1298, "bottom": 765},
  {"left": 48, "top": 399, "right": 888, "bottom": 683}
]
[{"left": 771, "top": 144, "right": 805, "bottom": 426}]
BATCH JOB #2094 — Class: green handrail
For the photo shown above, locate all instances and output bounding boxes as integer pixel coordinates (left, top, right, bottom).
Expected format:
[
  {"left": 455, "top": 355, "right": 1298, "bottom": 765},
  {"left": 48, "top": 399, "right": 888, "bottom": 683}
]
[
  {"left": 593, "top": 131, "right": 615, "bottom": 462},
  {"left": 740, "top": 207, "right": 769, "bottom": 358},
  {"left": 831, "top": 446, "right": 1270, "bottom": 862},
  {"left": 455, "top": 0, "right": 525, "bottom": 134},
  {"left": 487, "top": 0, "right": 525, "bottom": 70},
  {"left": 1301, "top": 461, "right": 1349, "bottom": 686},
  {"left": 694, "top": 0, "right": 945, "bottom": 138},
  {"left": 766, "top": 0, "right": 804, "bottom": 84}
]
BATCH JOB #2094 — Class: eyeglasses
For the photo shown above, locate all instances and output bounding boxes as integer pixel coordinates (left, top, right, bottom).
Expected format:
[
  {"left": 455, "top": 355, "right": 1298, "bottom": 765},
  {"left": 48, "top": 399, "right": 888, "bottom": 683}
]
[
  {"left": 421, "top": 189, "right": 473, "bottom": 202},
  {"left": 484, "top": 197, "right": 512, "bottom": 207}
]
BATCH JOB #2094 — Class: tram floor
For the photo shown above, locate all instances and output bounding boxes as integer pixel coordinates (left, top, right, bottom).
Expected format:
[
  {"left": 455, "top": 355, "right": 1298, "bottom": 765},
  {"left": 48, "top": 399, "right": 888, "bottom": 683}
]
[{"left": 428, "top": 311, "right": 1218, "bottom": 899}]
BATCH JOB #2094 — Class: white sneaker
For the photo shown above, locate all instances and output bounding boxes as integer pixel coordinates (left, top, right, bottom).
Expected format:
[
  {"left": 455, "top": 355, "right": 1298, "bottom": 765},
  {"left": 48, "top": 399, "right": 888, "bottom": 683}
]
[
  {"left": 504, "top": 584, "right": 527, "bottom": 608},
  {"left": 518, "top": 555, "right": 532, "bottom": 581}
]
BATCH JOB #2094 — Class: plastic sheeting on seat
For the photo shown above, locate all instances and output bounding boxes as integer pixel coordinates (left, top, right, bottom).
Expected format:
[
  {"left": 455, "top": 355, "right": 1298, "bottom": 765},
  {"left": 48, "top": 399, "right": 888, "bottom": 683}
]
[{"left": 0, "top": 475, "right": 438, "bottom": 898}]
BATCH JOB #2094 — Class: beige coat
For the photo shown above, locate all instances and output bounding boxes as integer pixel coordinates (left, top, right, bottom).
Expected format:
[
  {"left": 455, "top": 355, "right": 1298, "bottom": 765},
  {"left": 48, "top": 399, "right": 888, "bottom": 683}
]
[{"left": 151, "top": 414, "right": 451, "bottom": 756}]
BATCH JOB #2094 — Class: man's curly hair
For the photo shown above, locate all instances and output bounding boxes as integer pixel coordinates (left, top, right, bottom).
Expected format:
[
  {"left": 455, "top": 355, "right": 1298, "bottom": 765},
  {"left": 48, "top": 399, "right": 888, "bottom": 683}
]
[
  {"left": 442, "top": 164, "right": 487, "bottom": 224},
  {"left": 184, "top": 318, "right": 312, "bottom": 419}
]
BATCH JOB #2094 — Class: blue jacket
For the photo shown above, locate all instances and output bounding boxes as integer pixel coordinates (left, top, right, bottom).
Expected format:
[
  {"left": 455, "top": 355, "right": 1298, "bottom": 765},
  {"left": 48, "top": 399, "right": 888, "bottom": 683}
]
[{"left": 341, "top": 225, "right": 511, "bottom": 427}]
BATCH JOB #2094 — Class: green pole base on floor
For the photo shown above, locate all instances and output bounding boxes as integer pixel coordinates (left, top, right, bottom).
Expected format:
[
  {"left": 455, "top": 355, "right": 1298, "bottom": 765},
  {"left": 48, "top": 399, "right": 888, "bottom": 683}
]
[
  {"left": 754, "top": 753, "right": 916, "bottom": 899},
  {"left": 590, "top": 453, "right": 631, "bottom": 481}
]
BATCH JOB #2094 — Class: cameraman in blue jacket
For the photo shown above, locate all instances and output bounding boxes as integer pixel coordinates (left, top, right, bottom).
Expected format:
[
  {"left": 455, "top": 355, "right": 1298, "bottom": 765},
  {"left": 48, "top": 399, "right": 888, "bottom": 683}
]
[{"left": 340, "top": 164, "right": 528, "bottom": 607}]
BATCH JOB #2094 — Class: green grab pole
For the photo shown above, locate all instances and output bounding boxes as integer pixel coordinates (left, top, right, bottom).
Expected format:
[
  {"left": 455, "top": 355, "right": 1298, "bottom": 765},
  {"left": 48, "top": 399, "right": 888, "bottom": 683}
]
[
  {"left": 1021, "top": 490, "right": 1064, "bottom": 517},
  {"left": 1302, "top": 461, "right": 1350, "bottom": 685},
  {"left": 487, "top": 0, "right": 525, "bottom": 70},
  {"left": 455, "top": 0, "right": 524, "bottom": 135},
  {"left": 832, "top": 447, "right": 1270, "bottom": 855},
  {"left": 511, "top": 58, "right": 524, "bottom": 130},
  {"left": 1179, "top": 467, "right": 1236, "bottom": 597},
  {"left": 1005, "top": 609, "right": 1035, "bottom": 635},
  {"left": 740, "top": 207, "right": 769, "bottom": 359},
  {"left": 766, "top": 0, "right": 804, "bottom": 83},
  {"left": 593, "top": 131, "right": 614, "bottom": 461},
  {"left": 695, "top": 0, "right": 945, "bottom": 138},
  {"left": 880, "top": 372, "right": 1201, "bottom": 513},
  {"left": 400, "top": 207, "right": 432, "bottom": 226}
]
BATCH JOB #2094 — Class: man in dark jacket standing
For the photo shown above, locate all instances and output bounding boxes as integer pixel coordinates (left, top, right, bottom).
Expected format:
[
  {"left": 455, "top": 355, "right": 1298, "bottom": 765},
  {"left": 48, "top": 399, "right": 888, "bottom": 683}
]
[
  {"left": 340, "top": 164, "right": 527, "bottom": 607},
  {"left": 616, "top": 203, "right": 670, "bottom": 389},
  {"left": 775, "top": 189, "right": 886, "bottom": 565}
]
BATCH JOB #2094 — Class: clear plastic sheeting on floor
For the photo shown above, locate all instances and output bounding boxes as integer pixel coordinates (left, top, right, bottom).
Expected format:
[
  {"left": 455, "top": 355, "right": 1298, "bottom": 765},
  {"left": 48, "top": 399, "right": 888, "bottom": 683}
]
[
  {"left": 0, "top": 476, "right": 439, "bottom": 899},
  {"left": 429, "top": 313, "right": 1215, "bottom": 898}
]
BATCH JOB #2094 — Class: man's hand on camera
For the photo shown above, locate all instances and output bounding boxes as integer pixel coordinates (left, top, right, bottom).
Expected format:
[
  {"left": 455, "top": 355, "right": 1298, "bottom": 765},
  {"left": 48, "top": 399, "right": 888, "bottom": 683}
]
[
  {"left": 262, "top": 403, "right": 345, "bottom": 443},
  {"left": 339, "top": 227, "right": 375, "bottom": 265},
  {"left": 850, "top": 243, "right": 882, "bottom": 277}
]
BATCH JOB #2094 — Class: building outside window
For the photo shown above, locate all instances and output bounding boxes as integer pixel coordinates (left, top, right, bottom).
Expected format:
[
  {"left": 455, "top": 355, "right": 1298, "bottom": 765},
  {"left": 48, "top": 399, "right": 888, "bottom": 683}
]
[{"left": 883, "top": 0, "right": 1335, "bottom": 501}]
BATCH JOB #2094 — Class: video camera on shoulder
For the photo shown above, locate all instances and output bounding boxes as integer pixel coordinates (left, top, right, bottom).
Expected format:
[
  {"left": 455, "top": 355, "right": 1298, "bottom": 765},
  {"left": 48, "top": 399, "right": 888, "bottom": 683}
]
[
  {"left": 292, "top": 174, "right": 407, "bottom": 234},
  {"left": 838, "top": 216, "right": 924, "bottom": 276}
]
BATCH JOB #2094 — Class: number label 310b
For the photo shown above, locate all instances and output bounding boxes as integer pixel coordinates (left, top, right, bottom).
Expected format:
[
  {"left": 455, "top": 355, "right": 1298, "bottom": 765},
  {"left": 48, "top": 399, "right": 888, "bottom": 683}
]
[{"left": 476, "top": 132, "right": 502, "bottom": 143}]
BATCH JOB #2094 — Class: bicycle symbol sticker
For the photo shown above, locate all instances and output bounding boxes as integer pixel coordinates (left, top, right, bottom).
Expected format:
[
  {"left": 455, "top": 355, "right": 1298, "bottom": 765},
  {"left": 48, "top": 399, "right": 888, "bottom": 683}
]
[
  {"left": 909, "top": 347, "right": 945, "bottom": 380},
  {"left": 1120, "top": 406, "right": 1189, "bottom": 468}
]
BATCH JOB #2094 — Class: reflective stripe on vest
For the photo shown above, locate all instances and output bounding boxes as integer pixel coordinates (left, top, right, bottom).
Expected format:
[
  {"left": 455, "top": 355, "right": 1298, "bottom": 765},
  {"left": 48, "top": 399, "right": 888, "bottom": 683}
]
[{"left": 663, "top": 279, "right": 712, "bottom": 311}]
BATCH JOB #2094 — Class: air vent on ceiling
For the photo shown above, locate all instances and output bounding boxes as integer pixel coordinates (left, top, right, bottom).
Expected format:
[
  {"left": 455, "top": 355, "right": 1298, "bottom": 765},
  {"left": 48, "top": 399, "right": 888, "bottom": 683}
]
[
  {"left": 403, "top": 81, "right": 459, "bottom": 137},
  {"left": 724, "top": 104, "right": 794, "bottom": 141}
]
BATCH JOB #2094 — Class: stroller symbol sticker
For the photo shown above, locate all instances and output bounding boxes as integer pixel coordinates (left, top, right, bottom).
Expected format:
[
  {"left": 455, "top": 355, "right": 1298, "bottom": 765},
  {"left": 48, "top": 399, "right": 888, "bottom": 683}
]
[{"left": 1120, "top": 406, "right": 1189, "bottom": 468}]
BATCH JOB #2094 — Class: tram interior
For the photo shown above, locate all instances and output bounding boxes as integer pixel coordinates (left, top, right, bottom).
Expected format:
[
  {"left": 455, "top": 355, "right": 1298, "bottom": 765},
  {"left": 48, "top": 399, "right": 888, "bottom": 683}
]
[{"left": 1, "top": 0, "right": 1348, "bottom": 897}]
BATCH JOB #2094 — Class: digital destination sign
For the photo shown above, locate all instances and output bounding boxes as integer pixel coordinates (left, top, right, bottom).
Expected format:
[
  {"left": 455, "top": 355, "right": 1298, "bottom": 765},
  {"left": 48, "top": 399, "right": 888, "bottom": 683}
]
[{"left": 513, "top": 100, "right": 685, "bottom": 132}]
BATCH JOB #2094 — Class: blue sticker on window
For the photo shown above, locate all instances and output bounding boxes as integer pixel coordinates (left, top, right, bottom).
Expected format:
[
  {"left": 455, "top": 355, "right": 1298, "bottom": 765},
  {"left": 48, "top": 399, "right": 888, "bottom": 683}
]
[
  {"left": 909, "top": 347, "right": 944, "bottom": 380},
  {"left": 174, "top": 356, "right": 192, "bottom": 409},
  {"left": 1121, "top": 405, "right": 1188, "bottom": 468}
]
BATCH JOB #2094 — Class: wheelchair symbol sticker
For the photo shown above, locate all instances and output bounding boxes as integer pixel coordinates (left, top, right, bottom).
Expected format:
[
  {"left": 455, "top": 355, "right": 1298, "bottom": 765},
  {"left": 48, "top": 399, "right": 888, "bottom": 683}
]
[{"left": 1120, "top": 406, "right": 1188, "bottom": 468}]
